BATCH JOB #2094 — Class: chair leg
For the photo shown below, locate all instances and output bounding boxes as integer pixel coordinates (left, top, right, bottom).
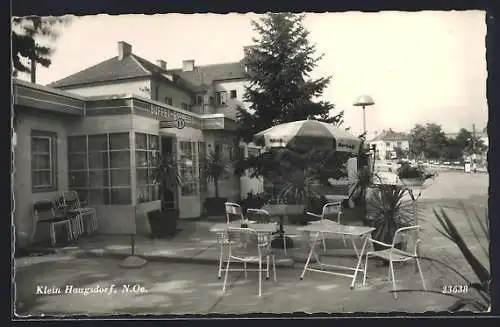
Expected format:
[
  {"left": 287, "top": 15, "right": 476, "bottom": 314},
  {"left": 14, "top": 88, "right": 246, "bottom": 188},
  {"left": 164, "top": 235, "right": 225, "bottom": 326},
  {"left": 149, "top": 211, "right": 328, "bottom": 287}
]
[
  {"left": 389, "top": 260, "right": 397, "bottom": 299},
  {"left": 416, "top": 258, "right": 426, "bottom": 290},
  {"left": 218, "top": 243, "right": 224, "bottom": 279},
  {"left": 272, "top": 255, "right": 277, "bottom": 283},
  {"left": 363, "top": 253, "right": 370, "bottom": 286},
  {"left": 258, "top": 257, "right": 262, "bottom": 297},
  {"left": 50, "top": 224, "right": 56, "bottom": 246},
  {"left": 322, "top": 234, "right": 327, "bottom": 252},
  {"left": 244, "top": 262, "right": 248, "bottom": 279},
  {"left": 222, "top": 255, "right": 231, "bottom": 293},
  {"left": 266, "top": 256, "right": 270, "bottom": 280}
]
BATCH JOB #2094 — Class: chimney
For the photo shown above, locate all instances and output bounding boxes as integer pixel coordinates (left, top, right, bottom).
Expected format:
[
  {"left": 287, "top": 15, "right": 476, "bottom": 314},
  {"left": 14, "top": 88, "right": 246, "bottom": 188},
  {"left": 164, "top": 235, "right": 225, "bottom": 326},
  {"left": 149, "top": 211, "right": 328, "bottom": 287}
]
[
  {"left": 182, "top": 60, "right": 195, "bottom": 72},
  {"left": 156, "top": 60, "right": 167, "bottom": 70},
  {"left": 118, "top": 41, "right": 132, "bottom": 60}
]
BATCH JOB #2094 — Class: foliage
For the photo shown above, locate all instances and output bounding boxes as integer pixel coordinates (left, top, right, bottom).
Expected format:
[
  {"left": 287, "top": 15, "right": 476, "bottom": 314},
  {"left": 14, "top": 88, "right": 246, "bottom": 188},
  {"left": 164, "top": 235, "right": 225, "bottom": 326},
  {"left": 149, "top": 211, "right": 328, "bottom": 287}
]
[
  {"left": 455, "top": 128, "right": 487, "bottom": 155},
  {"left": 397, "top": 163, "right": 435, "bottom": 180},
  {"left": 12, "top": 16, "right": 71, "bottom": 78},
  {"left": 235, "top": 12, "right": 343, "bottom": 143},
  {"left": 409, "top": 123, "right": 448, "bottom": 160},
  {"left": 278, "top": 169, "right": 321, "bottom": 205},
  {"left": 205, "top": 150, "right": 233, "bottom": 198},
  {"left": 392, "top": 205, "right": 490, "bottom": 312},
  {"left": 366, "top": 184, "right": 416, "bottom": 244},
  {"left": 238, "top": 191, "right": 268, "bottom": 214},
  {"left": 394, "top": 147, "right": 409, "bottom": 159},
  {"left": 150, "top": 153, "right": 182, "bottom": 203}
]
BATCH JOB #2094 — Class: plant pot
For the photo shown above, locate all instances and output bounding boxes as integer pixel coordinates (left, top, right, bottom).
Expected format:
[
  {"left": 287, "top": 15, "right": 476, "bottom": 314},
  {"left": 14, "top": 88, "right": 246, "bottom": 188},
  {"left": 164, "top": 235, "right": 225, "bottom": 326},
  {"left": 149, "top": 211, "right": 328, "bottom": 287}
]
[
  {"left": 147, "top": 209, "right": 179, "bottom": 238},
  {"left": 400, "top": 178, "right": 424, "bottom": 187},
  {"left": 204, "top": 197, "right": 228, "bottom": 216}
]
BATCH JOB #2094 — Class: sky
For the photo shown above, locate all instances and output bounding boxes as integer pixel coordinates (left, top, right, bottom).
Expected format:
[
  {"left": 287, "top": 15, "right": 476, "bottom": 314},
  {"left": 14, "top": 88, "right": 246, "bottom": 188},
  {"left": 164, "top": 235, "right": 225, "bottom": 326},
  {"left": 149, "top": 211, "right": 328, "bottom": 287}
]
[{"left": 17, "top": 11, "right": 488, "bottom": 136}]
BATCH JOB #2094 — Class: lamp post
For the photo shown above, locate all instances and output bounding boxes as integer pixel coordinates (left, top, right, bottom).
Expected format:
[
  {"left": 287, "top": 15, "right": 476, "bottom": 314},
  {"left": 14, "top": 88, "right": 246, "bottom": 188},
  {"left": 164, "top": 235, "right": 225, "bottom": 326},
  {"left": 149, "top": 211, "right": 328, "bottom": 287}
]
[{"left": 353, "top": 95, "right": 375, "bottom": 136}]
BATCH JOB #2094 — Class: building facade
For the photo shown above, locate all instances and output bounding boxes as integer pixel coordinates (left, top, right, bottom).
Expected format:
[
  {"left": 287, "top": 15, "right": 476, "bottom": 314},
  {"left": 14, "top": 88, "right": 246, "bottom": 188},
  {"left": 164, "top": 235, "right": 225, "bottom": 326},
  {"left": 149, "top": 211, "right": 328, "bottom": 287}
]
[
  {"left": 13, "top": 41, "right": 255, "bottom": 245},
  {"left": 368, "top": 129, "right": 410, "bottom": 160}
]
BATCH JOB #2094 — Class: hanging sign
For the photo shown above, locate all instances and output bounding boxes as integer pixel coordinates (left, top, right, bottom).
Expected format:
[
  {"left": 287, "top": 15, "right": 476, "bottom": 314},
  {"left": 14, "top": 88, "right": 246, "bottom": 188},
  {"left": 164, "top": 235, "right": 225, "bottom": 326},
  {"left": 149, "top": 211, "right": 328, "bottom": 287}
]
[{"left": 159, "top": 118, "right": 186, "bottom": 129}]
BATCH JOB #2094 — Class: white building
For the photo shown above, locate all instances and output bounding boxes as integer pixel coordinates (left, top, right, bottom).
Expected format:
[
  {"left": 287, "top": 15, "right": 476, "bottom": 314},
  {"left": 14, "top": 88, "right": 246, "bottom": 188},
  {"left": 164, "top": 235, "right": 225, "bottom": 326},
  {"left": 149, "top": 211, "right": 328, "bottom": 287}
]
[{"left": 369, "top": 129, "right": 410, "bottom": 160}]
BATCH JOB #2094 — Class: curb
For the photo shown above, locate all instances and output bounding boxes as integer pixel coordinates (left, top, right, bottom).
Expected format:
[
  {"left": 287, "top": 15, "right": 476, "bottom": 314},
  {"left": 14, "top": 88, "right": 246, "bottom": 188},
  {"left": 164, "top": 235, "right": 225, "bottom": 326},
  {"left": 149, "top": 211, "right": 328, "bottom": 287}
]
[{"left": 70, "top": 249, "right": 360, "bottom": 268}]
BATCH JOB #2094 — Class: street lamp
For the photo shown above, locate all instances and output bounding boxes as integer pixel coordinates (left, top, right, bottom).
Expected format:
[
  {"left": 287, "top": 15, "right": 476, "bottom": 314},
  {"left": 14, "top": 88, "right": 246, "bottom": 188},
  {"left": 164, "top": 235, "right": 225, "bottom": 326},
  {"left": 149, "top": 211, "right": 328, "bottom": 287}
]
[{"left": 353, "top": 95, "right": 375, "bottom": 136}]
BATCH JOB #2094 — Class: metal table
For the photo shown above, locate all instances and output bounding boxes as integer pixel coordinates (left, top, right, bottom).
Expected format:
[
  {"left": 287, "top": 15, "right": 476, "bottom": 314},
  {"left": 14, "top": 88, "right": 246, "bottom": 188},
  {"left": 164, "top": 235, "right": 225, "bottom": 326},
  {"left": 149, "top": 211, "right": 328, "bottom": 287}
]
[
  {"left": 210, "top": 222, "right": 279, "bottom": 279},
  {"left": 297, "top": 222, "right": 375, "bottom": 289}
]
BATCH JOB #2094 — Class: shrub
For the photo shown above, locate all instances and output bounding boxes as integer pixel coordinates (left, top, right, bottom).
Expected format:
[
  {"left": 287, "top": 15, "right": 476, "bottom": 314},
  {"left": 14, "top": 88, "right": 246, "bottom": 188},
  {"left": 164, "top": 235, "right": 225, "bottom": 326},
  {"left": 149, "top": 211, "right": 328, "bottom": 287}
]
[
  {"left": 238, "top": 191, "right": 267, "bottom": 214},
  {"left": 397, "top": 163, "right": 435, "bottom": 180}
]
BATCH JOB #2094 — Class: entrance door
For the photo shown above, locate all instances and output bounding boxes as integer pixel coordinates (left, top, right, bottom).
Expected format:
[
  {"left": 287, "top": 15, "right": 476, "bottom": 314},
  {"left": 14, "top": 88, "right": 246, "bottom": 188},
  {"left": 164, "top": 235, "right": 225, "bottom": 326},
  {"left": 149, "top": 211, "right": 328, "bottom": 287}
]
[{"left": 161, "top": 136, "right": 178, "bottom": 211}]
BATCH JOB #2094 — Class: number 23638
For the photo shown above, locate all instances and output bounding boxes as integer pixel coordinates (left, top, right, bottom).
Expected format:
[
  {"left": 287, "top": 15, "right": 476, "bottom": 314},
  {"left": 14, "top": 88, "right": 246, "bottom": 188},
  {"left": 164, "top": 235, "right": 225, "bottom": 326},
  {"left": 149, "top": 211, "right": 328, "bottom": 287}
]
[{"left": 442, "top": 285, "right": 468, "bottom": 294}]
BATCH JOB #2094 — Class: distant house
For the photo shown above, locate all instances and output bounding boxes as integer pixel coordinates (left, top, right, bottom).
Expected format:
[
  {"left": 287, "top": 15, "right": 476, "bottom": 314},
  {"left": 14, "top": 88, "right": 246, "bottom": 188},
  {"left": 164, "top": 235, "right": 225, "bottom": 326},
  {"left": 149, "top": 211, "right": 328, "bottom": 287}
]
[{"left": 369, "top": 129, "right": 410, "bottom": 160}]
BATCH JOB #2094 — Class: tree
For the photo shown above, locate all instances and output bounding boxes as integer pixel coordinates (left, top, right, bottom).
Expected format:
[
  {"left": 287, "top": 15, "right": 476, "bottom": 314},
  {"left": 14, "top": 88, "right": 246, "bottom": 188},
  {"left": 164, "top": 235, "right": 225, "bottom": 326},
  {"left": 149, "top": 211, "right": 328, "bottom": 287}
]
[
  {"left": 441, "top": 138, "right": 463, "bottom": 161},
  {"left": 236, "top": 13, "right": 343, "bottom": 144},
  {"left": 455, "top": 128, "right": 487, "bottom": 156},
  {"left": 12, "top": 16, "right": 71, "bottom": 82},
  {"left": 409, "top": 123, "right": 447, "bottom": 160}
]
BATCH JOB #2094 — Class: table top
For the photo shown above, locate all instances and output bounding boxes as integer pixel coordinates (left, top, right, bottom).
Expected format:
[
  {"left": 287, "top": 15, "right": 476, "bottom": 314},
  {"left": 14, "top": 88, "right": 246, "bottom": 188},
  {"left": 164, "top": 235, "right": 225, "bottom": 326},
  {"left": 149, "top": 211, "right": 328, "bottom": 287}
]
[
  {"left": 210, "top": 222, "right": 278, "bottom": 233},
  {"left": 297, "top": 223, "right": 375, "bottom": 236}
]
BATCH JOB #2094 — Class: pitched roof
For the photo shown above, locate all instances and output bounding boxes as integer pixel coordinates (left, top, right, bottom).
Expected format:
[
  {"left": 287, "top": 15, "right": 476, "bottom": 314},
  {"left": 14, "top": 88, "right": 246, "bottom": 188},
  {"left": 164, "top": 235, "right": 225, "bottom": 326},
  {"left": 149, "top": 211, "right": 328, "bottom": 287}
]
[
  {"left": 47, "top": 55, "right": 150, "bottom": 88},
  {"left": 48, "top": 54, "right": 247, "bottom": 94},
  {"left": 370, "top": 129, "right": 408, "bottom": 142},
  {"left": 166, "top": 61, "right": 247, "bottom": 90}
]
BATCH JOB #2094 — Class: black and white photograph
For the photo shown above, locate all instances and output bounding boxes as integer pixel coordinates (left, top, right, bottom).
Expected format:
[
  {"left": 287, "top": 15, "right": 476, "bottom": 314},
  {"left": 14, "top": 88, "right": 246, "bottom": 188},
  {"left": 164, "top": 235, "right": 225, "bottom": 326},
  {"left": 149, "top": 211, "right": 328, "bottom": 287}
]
[{"left": 12, "top": 11, "right": 490, "bottom": 316}]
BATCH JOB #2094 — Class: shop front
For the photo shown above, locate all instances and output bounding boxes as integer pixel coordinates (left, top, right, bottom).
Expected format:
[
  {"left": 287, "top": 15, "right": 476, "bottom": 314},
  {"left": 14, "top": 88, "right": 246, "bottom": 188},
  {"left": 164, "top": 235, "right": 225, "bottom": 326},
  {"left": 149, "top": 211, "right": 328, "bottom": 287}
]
[{"left": 13, "top": 79, "right": 241, "bottom": 245}]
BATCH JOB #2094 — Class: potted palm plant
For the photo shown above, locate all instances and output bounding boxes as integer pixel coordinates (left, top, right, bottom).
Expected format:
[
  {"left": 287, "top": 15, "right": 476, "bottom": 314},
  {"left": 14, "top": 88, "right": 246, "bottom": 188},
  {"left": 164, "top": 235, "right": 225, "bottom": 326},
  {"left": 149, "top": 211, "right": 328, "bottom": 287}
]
[
  {"left": 366, "top": 183, "right": 417, "bottom": 255},
  {"left": 203, "top": 149, "right": 233, "bottom": 216},
  {"left": 147, "top": 153, "right": 182, "bottom": 238}
]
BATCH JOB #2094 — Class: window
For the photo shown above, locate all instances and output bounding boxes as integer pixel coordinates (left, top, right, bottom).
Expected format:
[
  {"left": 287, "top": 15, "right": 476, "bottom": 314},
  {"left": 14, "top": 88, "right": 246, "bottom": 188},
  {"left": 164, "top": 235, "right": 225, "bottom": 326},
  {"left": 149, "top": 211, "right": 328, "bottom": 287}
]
[
  {"left": 179, "top": 141, "right": 198, "bottom": 196},
  {"left": 385, "top": 142, "right": 391, "bottom": 147},
  {"left": 215, "top": 91, "right": 228, "bottom": 106},
  {"left": 135, "top": 133, "right": 160, "bottom": 203},
  {"left": 164, "top": 97, "right": 173, "bottom": 105},
  {"left": 181, "top": 102, "right": 188, "bottom": 111},
  {"left": 198, "top": 142, "right": 207, "bottom": 193},
  {"left": 397, "top": 141, "right": 402, "bottom": 147},
  {"left": 31, "top": 130, "right": 57, "bottom": 192},
  {"left": 68, "top": 133, "right": 131, "bottom": 205},
  {"left": 196, "top": 96, "right": 203, "bottom": 105},
  {"left": 209, "top": 96, "right": 215, "bottom": 105},
  {"left": 230, "top": 90, "right": 237, "bottom": 99}
]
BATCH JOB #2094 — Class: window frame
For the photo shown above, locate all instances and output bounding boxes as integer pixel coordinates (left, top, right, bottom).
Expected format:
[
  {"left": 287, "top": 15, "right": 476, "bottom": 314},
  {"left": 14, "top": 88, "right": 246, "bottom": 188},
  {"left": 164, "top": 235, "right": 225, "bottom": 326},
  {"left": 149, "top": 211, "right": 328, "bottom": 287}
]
[
  {"left": 164, "top": 97, "right": 173, "bottom": 105},
  {"left": 230, "top": 90, "right": 237, "bottom": 99},
  {"left": 31, "top": 130, "right": 58, "bottom": 192},
  {"left": 68, "top": 133, "right": 132, "bottom": 205},
  {"left": 215, "top": 91, "right": 228, "bottom": 106},
  {"left": 179, "top": 141, "right": 198, "bottom": 196},
  {"left": 135, "top": 133, "right": 160, "bottom": 203}
]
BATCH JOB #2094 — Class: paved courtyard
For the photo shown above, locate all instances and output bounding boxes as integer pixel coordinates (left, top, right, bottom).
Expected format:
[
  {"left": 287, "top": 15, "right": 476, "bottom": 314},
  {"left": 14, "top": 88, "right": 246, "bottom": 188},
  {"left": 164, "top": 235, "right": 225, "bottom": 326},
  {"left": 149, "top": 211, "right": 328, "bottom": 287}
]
[{"left": 14, "top": 171, "right": 489, "bottom": 316}]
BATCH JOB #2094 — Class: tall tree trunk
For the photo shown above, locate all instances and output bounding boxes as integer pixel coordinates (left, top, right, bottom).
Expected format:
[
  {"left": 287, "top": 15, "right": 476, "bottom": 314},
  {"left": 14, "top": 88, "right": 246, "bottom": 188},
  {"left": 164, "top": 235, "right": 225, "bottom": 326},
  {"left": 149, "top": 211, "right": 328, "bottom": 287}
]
[{"left": 30, "top": 39, "right": 36, "bottom": 83}]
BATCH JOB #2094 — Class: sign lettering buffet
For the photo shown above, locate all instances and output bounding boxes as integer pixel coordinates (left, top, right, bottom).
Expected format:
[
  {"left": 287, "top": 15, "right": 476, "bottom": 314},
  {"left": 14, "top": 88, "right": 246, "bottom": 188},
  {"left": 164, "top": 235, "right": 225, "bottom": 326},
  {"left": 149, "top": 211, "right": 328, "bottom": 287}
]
[{"left": 150, "top": 104, "right": 192, "bottom": 124}]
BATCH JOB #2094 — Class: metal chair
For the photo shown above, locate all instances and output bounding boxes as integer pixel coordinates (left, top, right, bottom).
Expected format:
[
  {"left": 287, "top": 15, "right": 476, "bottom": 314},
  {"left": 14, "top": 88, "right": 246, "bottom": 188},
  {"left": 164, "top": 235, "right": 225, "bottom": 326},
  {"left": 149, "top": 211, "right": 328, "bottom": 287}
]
[
  {"left": 306, "top": 202, "right": 345, "bottom": 251},
  {"left": 247, "top": 208, "right": 287, "bottom": 255},
  {"left": 222, "top": 227, "right": 277, "bottom": 297},
  {"left": 217, "top": 203, "right": 257, "bottom": 279},
  {"left": 224, "top": 202, "right": 256, "bottom": 224},
  {"left": 33, "top": 200, "right": 73, "bottom": 246},
  {"left": 60, "top": 190, "right": 98, "bottom": 235},
  {"left": 363, "top": 225, "right": 426, "bottom": 299}
]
